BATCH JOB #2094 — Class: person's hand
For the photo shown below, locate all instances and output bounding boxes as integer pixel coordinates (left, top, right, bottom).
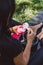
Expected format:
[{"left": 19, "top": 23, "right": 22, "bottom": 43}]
[
  {"left": 9, "top": 25, "right": 26, "bottom": 35},
  {"left": 9, "top": 26, "right": 19, "bottom": 35},
  {"left": 27, "top": 28, "right": 35, "bottom": 46}
]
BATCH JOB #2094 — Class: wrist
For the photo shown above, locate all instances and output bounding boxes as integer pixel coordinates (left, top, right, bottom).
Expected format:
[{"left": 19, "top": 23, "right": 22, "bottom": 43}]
[
  {"left": 27, "top": 40, "right": 33, "bottom": 44},
  {"left": 26, "top": 41, "right": 32, "bottom": 49}
]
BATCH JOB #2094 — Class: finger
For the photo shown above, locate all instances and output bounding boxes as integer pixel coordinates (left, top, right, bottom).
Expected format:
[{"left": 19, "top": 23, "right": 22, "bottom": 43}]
[
  {"left": 28, "top": 29, "right": 34, "bottom": 35},
  {"left": 12, "top": 26, "right": 18, "bottom": 33}
]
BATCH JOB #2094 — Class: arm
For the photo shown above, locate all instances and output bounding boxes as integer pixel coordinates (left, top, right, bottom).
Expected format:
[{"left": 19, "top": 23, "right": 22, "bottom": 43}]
[
  {"left": 13, "top": 42, "right": 32, "bottom": 65},
  {"left": 37, "top": 28, "right": 43, "bottom": 40},
  {"left": 13, "top": 29, "right": 35, "bottom": 65}
]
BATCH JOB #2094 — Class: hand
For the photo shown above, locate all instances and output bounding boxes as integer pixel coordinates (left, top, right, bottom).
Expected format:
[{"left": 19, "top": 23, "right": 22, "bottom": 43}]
[
  {"left": 9, "top": 25, "right": 26, "bottom": 35},
  {"left": 9, "top": 26, "right": 19, "bottom": 35},
  {"left": 27, "top": 28, "right": 35, "bottom": 44}
]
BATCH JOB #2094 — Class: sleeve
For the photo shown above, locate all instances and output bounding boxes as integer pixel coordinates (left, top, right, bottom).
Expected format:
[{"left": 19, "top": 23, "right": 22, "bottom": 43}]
[
  {"left": 8, "top": 19, "right": 22, "bottom": 28},
  {"left": 7, "top": 39, "right": 23, "bottom": 58}
]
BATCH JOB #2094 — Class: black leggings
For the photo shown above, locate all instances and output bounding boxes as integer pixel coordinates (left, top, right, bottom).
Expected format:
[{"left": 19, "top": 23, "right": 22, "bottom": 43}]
[{"left": 28, "top": 47, "right": 43, "bottom": 65}]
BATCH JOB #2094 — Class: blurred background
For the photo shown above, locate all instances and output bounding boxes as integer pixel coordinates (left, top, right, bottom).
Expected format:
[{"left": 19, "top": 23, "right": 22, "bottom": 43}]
[{"left": 12, "top": 0, "right": 43, "bottom": 23}]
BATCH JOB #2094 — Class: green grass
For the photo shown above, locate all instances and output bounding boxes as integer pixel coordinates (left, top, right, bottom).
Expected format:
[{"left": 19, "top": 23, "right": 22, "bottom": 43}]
[{"left": 12, "top": 0, "right": 43, "bottom": 23}]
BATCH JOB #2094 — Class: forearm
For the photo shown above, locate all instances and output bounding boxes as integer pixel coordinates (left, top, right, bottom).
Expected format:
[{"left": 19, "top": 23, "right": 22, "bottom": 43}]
[
  {"left": 13, "top": 41, "right": 32, "bottom": 65},
  {"left": 13, "top": 28, "right": 35, "bottom": 65},
  {"left": 37, "top": 33, "right": 43, "bottom": 40},
  {"left": 23, "top": 41, "right": 32, "bottom": 65}
]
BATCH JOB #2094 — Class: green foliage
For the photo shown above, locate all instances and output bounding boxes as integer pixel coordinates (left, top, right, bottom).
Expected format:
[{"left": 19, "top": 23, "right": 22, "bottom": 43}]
[{"left": 12, "top": 0, "right": 43, "bottom": 23}]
